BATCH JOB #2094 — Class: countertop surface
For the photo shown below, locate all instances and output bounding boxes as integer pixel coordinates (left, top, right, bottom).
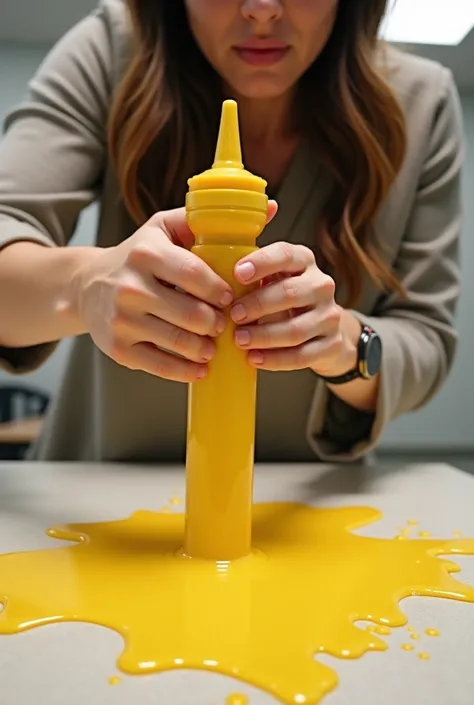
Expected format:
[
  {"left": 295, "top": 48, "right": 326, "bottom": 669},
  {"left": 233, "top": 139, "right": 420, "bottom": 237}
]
[{"left": 1, "top": 460, "right": 474, "bottom": 705}]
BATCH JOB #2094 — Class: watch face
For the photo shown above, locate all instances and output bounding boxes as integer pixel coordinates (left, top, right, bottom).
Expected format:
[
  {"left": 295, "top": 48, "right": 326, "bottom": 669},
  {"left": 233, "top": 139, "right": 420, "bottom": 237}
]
[{"left": 365, "top": 334, "right": 382, "bottom": 377}]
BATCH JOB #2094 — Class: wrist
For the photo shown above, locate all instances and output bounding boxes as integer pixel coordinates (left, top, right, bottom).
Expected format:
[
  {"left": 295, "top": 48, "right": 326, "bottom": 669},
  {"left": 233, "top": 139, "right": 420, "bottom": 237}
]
[
  {"left": 311, "top": 310, "right": 361, "bottom": 377},
  {"left": 60, "top": 246, "right": 105, "bottom": 335}
]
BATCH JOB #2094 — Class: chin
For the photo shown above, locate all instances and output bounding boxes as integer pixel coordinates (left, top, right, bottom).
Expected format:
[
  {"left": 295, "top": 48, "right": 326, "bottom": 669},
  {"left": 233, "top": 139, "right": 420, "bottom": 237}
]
[{"left": 229, "top": 76, "right": 295, "bottom": 101}]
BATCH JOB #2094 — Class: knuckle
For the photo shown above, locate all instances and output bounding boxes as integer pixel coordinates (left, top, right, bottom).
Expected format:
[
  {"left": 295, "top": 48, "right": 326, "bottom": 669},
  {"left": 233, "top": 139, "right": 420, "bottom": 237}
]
[
  {"left": 190, "top": 301, "right": 213, "bottom": 334},
  {"left": 168, "top": 324, "right": 187, "bottom": 353},
  {"left": 324, "top": 305, "right": 342, "bottom": 330},
  {"left": 279, "top": 241, "right": 295, "bottom": 264},
  {"left": 291, "top": 344, "right": 308, "bottom": 368},
  {"left": 109, "top": 340, "right": 130, "bottom": 366},
  {"left": 281, "top": 277, "right": 299, "bottom": 303},
  {"left": 109, "top": 311, "right": 129, "bottom": 335},
  {"left": 126, "top": 244, "right": 155, "bottom": 269},
  {"left": 148, "top": 212, "right": 163, "bottom": 227},
  {"left": 288, "top": 317, "right": 306, "bottom": 345},
  {"left": 297, "top": 244, "right": 315, "bottom": 263},
  {"left": 114, "top": 276, "right": 144, "bottom": 306},
  {"left": 326, "top": 332, "right": 344, "bottom": 356},
  {"left": 179, "top": 254, "right": 201, "bottom": 283},
  {"left": 256, "top": 322, "right": 270, "bottom": 348},
  {"left": 320, "top": 274, "right": 336, "bottom": 298},
  {"left": 169, "top": 326, "right": 199, "bottom": 358},
  {"left": 251, "top": 295, "right": 265, "bottom": 319}
]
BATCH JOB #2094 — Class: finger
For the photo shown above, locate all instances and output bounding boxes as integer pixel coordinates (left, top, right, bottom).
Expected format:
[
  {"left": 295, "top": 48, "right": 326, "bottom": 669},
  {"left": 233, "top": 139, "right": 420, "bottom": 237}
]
[
  {"left": 246, "top": 333, "right": 344, "bottom": 372},
  {"left": 235, "top": 307, "right": 340, "bottom": 350},
  {"left": 112, "top": 340, "right": 208, "bottom": 383},
  {"left": 230, "top": 271, "right": 321, "bottom": 324},
  {"left": 113, "top": 312, "right": 216, "bottom": 363},
  {"left": 266, "top": 199, "right": 278, "bottom": 223},
  {"left": 128, "top": 236, "right": 234, "bottom": 309},
  {"left": 150, "top": 282, "right": 227, "bottom": 337},
  {"left": 234, "top": 242, "right": 314, "bottom": 285},
  {"left": 116, "top": 276, "right": 227, "bottom": 337}
]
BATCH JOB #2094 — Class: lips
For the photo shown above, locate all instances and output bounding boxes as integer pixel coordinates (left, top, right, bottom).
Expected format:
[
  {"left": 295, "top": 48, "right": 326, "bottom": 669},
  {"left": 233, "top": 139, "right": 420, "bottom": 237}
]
[{"left": 233, "top": 39, "right": 291, "bottom": 67}]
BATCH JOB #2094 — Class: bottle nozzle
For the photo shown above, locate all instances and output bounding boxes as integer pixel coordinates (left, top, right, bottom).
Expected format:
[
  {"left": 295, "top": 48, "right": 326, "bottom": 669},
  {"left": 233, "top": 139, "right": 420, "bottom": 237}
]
[
  {"left": 213, "top": 100, "right": 244, "bottom": 171},
  {"left": 186, "top": 98, "right": 267, "bottom": 201}
]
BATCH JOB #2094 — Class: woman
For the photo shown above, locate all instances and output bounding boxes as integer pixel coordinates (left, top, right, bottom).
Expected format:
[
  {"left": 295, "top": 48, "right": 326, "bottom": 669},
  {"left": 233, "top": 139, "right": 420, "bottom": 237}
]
[{"left": 0, "top": 0, "right": 464, "bottom": 462}]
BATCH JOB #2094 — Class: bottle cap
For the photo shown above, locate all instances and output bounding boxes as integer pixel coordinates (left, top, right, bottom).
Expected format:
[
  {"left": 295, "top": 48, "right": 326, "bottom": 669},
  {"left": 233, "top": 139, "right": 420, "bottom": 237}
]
[{"left": 187, "top": 100, "right": 267, "bottom": 196}]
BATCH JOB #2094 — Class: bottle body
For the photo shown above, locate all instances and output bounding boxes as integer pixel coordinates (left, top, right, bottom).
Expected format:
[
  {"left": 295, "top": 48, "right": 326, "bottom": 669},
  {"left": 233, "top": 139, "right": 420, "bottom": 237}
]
[{"left": 184, "top": 243, "right": 258, "bottom": 561}]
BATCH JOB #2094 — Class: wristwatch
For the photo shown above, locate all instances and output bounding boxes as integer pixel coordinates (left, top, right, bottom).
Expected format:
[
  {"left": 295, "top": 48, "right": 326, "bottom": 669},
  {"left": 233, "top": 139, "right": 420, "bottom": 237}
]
[{"left": 318, "top": 324, "right": 382, "bottom": 385}]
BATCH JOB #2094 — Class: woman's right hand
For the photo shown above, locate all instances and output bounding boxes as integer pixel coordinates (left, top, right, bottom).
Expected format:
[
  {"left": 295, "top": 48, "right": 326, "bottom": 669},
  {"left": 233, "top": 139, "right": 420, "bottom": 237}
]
[{"left": 72, "top": 208, "right": 234, "bottom": 382}]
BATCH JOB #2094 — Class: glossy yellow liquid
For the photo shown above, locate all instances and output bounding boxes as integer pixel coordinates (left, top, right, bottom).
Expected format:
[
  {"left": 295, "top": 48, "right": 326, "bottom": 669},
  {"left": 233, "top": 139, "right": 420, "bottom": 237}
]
[
  {"left": 226, "top": 695, "right": 249, "bottom": 705},
  {"left": 1, "top": 504, "right": 474, "bottom": 704},
  {"left": 185, "top": 244, "right": 258, "bottom": 561},
  {"left": 425, "top": 628, "right": 440, "bottom": 637}
]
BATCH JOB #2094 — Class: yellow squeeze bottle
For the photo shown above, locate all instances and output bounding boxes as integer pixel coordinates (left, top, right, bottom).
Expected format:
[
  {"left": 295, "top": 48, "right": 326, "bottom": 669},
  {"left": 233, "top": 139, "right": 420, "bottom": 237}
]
[{"left": 184, "top": 100, "right": 268, "bottom": 561}]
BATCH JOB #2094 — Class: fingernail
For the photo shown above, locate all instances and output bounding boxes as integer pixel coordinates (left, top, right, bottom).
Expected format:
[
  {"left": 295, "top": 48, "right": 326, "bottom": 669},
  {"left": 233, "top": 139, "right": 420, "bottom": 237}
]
[
  {"left": 235, "top": 329, "right": 251, "bottom": 346},
  {"left": 201, "top": 342, "right": 215, "bottom": 361},
  {"left": 216, "top": 314, "right": 227, "bottom": 334},
  {"left": 236, "top": 262, "right": 256, "bottom": 281},
  {"left": 196, "top": 365, "right": 207, "bottom": 379},
  {"left": 249, "top": 351, "right": 264, "bottom": 365},
  {"left": 230, "top": 304, "right": 246, "bottom": 322},
  {"left": 220, "top": 291, "right": 233, "bottom": 307}
]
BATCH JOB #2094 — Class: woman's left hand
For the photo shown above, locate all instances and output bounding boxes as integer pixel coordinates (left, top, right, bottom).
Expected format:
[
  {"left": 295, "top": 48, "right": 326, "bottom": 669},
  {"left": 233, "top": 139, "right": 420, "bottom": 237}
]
[{"left": 230, "top": 242, "right": 355, "bottom": 375}]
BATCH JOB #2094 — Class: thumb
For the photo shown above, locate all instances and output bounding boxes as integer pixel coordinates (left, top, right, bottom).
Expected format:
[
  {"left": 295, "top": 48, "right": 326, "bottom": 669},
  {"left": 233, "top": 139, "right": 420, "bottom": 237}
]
[{"left": 154, "top": 207, "right": 196, "bottom": 250}]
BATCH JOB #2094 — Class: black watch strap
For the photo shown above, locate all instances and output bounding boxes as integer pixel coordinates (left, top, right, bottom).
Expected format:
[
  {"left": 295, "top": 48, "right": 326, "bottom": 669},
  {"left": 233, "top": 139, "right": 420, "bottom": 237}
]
[
  {"left": 317, "top": 367, "right": 362, "bottom": 385},
  {"left": 317, "top": 324, "right": 380, "bottom": 386}
]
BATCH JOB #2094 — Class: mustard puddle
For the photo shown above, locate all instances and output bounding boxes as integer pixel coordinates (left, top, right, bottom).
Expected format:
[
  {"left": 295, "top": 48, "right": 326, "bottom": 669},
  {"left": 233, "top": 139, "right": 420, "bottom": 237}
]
[{"left": 1, "top": 503, "right": 474, "bottom": 704}]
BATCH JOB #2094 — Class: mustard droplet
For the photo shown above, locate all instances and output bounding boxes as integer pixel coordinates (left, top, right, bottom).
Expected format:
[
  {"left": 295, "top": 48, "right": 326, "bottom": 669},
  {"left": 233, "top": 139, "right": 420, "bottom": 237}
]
[
  {"left": 425, "top": 628, "right": 440, "bottom": 637},
  {"left": 368, "top": 625, "right": 391, "bottom": 635},
  {"left": 226, "top": 695, "right": 249, "bottom": 705}
]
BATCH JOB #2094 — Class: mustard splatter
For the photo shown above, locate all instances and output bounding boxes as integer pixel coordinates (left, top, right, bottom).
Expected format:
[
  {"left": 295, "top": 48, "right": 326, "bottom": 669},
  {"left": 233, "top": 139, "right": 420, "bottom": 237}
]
[{"left": 1, "top": 504, "right": 474, "bottom": 705}]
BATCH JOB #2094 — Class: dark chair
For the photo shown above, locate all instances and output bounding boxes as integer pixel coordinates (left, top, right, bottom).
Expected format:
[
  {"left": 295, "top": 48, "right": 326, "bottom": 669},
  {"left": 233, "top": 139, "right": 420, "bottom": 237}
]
[
  {"left": 0, "top": 385, "right": 50, "bottom": 423},
  {"left": 0, "top": 385, "right": 50, "bottom": 459}
]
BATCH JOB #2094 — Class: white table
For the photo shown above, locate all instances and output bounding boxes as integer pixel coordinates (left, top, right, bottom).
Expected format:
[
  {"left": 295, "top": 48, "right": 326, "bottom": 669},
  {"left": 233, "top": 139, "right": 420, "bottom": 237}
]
[{"left": 1, "top": 460, "right": 474, "bottom": 705}]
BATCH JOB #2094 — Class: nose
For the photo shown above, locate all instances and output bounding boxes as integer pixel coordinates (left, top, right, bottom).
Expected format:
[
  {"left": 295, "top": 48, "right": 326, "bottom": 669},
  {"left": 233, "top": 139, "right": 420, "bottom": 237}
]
[{"left": 241, "top": 0, "right": 283, "bottom": 23}]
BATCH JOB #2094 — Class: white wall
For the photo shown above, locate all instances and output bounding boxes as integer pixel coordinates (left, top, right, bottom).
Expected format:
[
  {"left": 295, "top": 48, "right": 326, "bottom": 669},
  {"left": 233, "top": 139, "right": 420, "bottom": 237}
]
[{"left": 0, "top": 43, "right": 473, "bottom": 451}]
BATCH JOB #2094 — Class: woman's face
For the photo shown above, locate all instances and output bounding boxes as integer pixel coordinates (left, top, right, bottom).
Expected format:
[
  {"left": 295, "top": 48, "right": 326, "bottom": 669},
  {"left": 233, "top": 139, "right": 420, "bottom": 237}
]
[{"left": 185, "top": 0, "right": 339, "bottom": 100}]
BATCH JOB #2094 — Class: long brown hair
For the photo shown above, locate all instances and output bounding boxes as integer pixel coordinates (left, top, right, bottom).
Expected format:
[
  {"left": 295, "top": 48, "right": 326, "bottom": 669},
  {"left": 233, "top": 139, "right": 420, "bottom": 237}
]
[{"left": 108, "top": 0, "right": 406, "bottom": 306}]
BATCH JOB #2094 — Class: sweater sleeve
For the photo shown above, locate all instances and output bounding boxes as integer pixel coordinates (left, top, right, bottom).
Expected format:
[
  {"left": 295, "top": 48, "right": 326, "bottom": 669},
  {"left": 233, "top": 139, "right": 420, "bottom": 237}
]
[
  {"left": 307, "top": 68, "right": 464, "bottom": 461},
  {"left": 0, "top": 4, "right": 114, "bottom": 373}
]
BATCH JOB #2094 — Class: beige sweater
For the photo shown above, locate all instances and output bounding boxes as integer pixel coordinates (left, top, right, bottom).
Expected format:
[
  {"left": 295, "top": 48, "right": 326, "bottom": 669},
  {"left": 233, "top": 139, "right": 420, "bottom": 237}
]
[{"left": 0, "top": 0, "right": 465, "bottom": 462}]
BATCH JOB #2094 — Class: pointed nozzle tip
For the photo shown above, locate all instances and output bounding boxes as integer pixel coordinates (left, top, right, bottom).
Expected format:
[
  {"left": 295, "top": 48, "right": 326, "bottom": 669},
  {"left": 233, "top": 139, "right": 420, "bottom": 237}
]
[{"left": 213, "top": 99, "right": 243, "bottom": 170}]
